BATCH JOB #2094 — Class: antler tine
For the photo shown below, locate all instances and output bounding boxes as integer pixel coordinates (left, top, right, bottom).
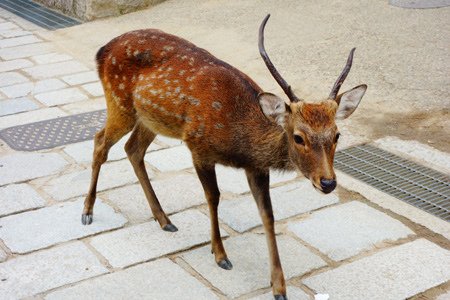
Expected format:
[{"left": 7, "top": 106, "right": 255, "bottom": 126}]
[
  {"left": 258, "top": 14, "right": 300, "bottom": 103},
  {"left": 329, "top": 48, "right": 356, "bottom": 100}
]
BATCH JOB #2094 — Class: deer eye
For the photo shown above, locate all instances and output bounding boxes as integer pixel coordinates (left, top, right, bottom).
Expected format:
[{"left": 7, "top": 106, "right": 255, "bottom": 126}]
[
  {"left": 293, "top": 135, "right": 304, "bottom": 145},
  {"left": 335, "top": 133, "right": 341, "bottom": 143}
]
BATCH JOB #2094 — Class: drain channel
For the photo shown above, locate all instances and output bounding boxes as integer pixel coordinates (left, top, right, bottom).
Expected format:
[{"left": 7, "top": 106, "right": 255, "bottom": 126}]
[
  {"left": 0, "top": 0, "right": 81, "bottom": 30},
  {"left": 0, "top": 109, "right": 105, "bottom": 151},
  {"left": 335, "top": 144, "right": 450, "bottom": 222}
]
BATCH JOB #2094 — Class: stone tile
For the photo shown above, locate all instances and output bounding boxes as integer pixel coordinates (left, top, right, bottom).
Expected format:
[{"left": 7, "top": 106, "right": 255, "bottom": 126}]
[
  {"left": 250, "top": 286, "right": 311, "bottom": 300},
  {"left": 0, "top": 107, "right": 67, "bottom": 129},
  {"left": 0, "top": 97, "right": 38, "bottom": 116},
  {"left": 0, "top": 71, "right": 28, "bottom": 87},
  {"left": 145, "top": 145, "right": 193, "bottom": 171},
  {"left": 61, "top": 97, "right": 107, "bottom": 113},
  {"left": 0, "top": 242, "right": 108, "bottom": 299},
  {"left": 303, "top": 239, "right": 450, "bottom": 300},
  {"left": 82, "top": 81, "right": 104, "bottom": 96},
  {"left": 31, "top": 52, "right": 73, "bottom": 64},
  {"left": 288, "top": 201, "right": 414, "bottom": 261},
  {"left": 0, "top": 183, "right": 45, "bottom": 217},
  {"left": 0, "top": 22, "right": 18, "bottom": 31},
  {"left": 219, "top": 180, "right": 339, "bottom": 233},
  {"left": 0, "top": 34, "right": 40, "bottom": 48},
  {"left": 104, "top": 173, "right": 205, "bottom": 223},
  {"left": 0, "top": 248, "right": 6, "bottom": 263},
  {"left": 45, "top": 258, "right": 218, "bottom": 300},
  {"left": 23, "top": 60, "right": 89, "bottom": 79},
  {"left": 182, "top": 234, "right": 326, "bottom": 298},
  {"left": 216, "top": 165, "right": 298, "bottom": 194},
  {"left": 35, "top": 87, "right": 88, "bottom": 106},
  {"left": 0, "top": 152, "right": 68, "bottom": 186},
  {"left": 436, "top": 291, "right": 450, "bottom": 300},
  {"left": 38, "top": 159, "right": 140, "bottom": 201},
  {"left": 0, "top": 199, "right": 127, "bottom": 253},
  {"left": 90, "top": 209, "right": 214, "bottom": 268},
  {"left": 0, "top": 29, "right": 31, "bottom": 38},
  {"left": 0, "top": 78, "right": 67, "bottom": 98},
  {"left": 0, "top": 42, "right": 54, "bottom": 60},
  {"left": 62, "top": 71, "right": 98, "bottom": 85},
  {"left": 0, "top": 58, "right": 33, "bottom": 72}
]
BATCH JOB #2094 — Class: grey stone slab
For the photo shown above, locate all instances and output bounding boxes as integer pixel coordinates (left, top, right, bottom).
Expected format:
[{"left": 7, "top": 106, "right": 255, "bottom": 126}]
[
  {"left": 82, "top": 81, "right": 103, "bottom": 96},
  {"left": 0, "top": 42, "right": 54, "bottom": 60},
  {"left": 0, "top": 78, "right": 67, "bottom": 98},
  {"left": 219, "top": 180, "right": 339, "bottom": 233},
  {"left": 35, "top": 87, "right": 88, "bottom": 106},
  {"left": 0, "top": 241, "right": 108, "bottom": 299},
  {"left": 182, "top": 234, "right": 326, "bottom": 298},
  {"left": 0, "top": 58, "right": 33, "bottom": 72},
  {"left": 60, "top": 98, "right": 107, "bottom": 114},
  {"left": 90, "top": 209, "right": 215, "bottom": 268},
  {"left": 31, "top": 52, "right": 73, "bottom": 64},
  {"left": 0, "top": 30, "right": 31, "bottom": 38},
  {"left": 0, "top": 35, "right": 41, "bottom": 48},
  {"left": 250, "top": 286, "right": 311, "bottom": 300},
  {"left": 23, "top": 60, "right": 89, "bottom": 79},
  {"left": 436, "top": 291, "right": 450, "bottom": 300},
  {"left": 145, "top": 145, "right": 194, "bottom": 171},
  {"left": 0, "top": 71, "right": 28, "bottom": 87},
  {"left": 288, "top": 201, "right": 415, "bottom": 261},
  {"left": 0, "top": 198, "right": 127, "bottom": 254},
  {"left": 45, "top": 258, "right": 218, "bottom": 300},
  {"left": 0, "top": 183, "right": 45, "bottom": 217},
  {"left": 0, "top": 22, "right": 18, "bottom": 31},
  {"left": 216, "top": 165, "right": 298, "bottom": 194},
  {"left": 0, "top": 248, "right": 6, "bottom": 262},
  {"left": 38, "top": 159, "right": 140, "bottom": 201},
  {"left": 62, "top": 71, "right": 99, "bottom": 85},
  {"left": 0, "top": 107, "right": 67, "bottom": 129},
  {"left": 303, "top": 239, "right": 450, "bottom": 300},
  {"left": 104, "top": 173, "right": 205, "bottom": 223},
  {"left": 0, "top": 152, "right": 68, "bottom": 186},
  {"left": 0, "top": 97, "right": 38, "bottom": 116}
]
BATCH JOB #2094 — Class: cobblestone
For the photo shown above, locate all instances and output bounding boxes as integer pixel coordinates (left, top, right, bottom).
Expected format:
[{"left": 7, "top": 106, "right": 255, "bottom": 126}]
[
  {"left": 0, "top": 78, "right": 67, "bottom": 98},
  {"left": 31, "top": 52, "right": 73, "bottom": 64},
  {"left": 0, "top": 71, "right": 28, "bottom": 87},
  {"left": 0, "top": 97, "right": 38, "bottom": 116},
  {"left": 249, "top": 286, "right": 310, "bottom": 300},
  {"left": 34, "top": 87, "right": 88, "bottom": 106},
  {"left": 145, "top": 145, "right": 194, "bottom": 171},
  {"left": 23, "top": 60, "right": 89, "bottom": 79},
  {"left": 0, "top": 35, "right": 41, "bottom": 48},
  {"left": 0, "top": 58, "right": 33, "bottom": 72},
  {"left": 62, "top": 71, "right": 99, "bottom": 85},
  {"left": 0, "top": 107, "right": 67, "bottom": 129},
  {"left": 0, "top": 42, "right": 54, "bottom": 60},
  {"left": 82, "top": 81, "right": 104, "bottom": 96},
  {"left": 0, "top": 183, "right": 45, "bottom": 217}
]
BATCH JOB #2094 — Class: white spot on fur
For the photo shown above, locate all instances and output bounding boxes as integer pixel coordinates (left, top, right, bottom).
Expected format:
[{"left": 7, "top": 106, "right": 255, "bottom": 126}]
[
  {"left": 163, "top": 45, "right": 174, "bottom": 51},
  {"left": 119, "top": 83, "right": 125, "bottom": 90},
  {"left": 212, "top": 101, "right": 222, "bottom": 110},
  {"left": 111, "top": 57, "right": 116, "bottom": 65},
  {"left": 138, "top": 74, "right": 144, "bottom": 81},
  {"left": 133, "top": 50, "right": 140, "bottom": 57},
  {"left": 179, "top": 70, "right": 186, "bottom": 75}
]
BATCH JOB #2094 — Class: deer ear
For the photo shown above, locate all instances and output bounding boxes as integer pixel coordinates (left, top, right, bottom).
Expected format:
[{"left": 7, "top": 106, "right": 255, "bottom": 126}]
[
  {"left": 335, "top": 84, "right": 367, "bottom": 120},
  {"left": 258, "top": 92, "right": 288, "bottom": 126}
]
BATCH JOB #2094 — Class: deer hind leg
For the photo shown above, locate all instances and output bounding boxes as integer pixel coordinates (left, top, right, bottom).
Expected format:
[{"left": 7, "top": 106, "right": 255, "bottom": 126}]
[
  {"left": 246, "top": 169, "right": 287, "bottom": 300},
  {"left": 82, "top": 104, "right": 135, "bottom": 225},
  {"left": 194, "top": 162, "right": 232, "bottom": 270},
  {"left": 125, "top": 122, "right": 177, "bottom": 232}
]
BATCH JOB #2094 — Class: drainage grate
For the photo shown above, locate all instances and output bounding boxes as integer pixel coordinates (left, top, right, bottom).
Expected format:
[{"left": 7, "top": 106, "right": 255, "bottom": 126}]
[
  {"left": 0, "top": 109, "right": 105, "bottom": 151},
  {"left": 335, "top": 144, "right": 450, "bottom": 222},
  {"left": 0, "top": 0, "right": 81, "bottom": 30}
]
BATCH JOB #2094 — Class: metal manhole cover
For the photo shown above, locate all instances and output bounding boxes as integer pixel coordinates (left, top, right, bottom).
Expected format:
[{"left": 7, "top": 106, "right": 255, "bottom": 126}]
[
  {"left": 0, "top": 0, "right": 81, "bottom": 30},
  {"left": 0, "top": 109, "right": 105, "bottom": 151},
  {"left": 335, "top": 144, "right": 450, "bottom": 222}
]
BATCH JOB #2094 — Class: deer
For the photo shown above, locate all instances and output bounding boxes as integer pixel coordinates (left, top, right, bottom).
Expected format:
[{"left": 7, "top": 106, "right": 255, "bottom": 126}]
[{"left": 82, "top": 14, "right": 367, "bottom": 300}]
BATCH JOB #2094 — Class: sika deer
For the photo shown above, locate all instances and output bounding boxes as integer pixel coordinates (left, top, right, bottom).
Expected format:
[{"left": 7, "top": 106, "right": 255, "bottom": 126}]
[{"left": 82, "top": 14, "right": 367, "bottom": 299}]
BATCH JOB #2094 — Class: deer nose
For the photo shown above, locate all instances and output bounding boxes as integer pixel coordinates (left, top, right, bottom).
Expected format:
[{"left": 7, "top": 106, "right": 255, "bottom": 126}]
[{"left": 320, "top": 178, "right": 336, "bottom": 193}]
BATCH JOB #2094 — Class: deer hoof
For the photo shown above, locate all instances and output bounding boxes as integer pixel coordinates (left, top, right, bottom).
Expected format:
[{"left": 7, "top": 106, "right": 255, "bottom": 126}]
[
  {"left": 217, "top": 258, "right": 233, "bottom": 270},
  {"left": 81, "top": 214, "right": 93, "bottom": 225},
  {"left": 274, "top": 295, "right": 288, "bottom": 300},
  {"left": 162, "top": 223, "right": 178, "bottom": 232}
]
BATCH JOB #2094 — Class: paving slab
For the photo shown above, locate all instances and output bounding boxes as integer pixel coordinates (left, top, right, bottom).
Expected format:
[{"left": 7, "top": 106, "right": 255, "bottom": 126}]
[
  {"left": 0, "top": 22, "right": 17, "bottom": 31},
  {"left": 0, "top": 152, "right": 68, "bottom": 186},
  {"left": 0, "top": 97, "right": 38, "bottom": 116},
  {"left": 145, "top": 145, "right": 194, "bottom": 171},
  {"left": 0, "top": 71, "right": 28, "bottom": 87},
  {"left": 0, "top": 78, "right": 67, "bottom": 98},
  {"left": 250, "top": 286, "right": 311, "bottom": 300},
  {"left": 0, "top": 30, "right": 31, "bottom": 38},
  {"left": 0, "top": 42, "right": 54, "bottom": 60},
  {"left": 31, "top": 52, "right": 73, "bottom": 64},
  {"left": 82, "top": 81, "right": 104, "bottom": 96},
  {"left": 0, "top": 58, "right": 33, "bottom": 72},
  {"left": 0, "top": 198, "right": 127, "bottom": 254},
  {"left": 89, "top": 209, "right": 215, "bottom": 268},
  {"left": 23, "top": 60, "right": 89, "bottom": 79},
  {"left": 216, "top": 165, "right": 298, "bottom": 194},
  {"left": 288, "top": 201, "right": 414, "bottom": 261},
  {"left": 62, "top": 71, "right": 99, "bottom": 85},
  {"left": 60, "top": 97, "right": 107, "bottom": 113},
  {"left": 38, "top": 159, "right": 140, "bottom": 201},
  {"left": 0, "top": 241, "right": 108, "bottom": 299},
  {"left": 0, "top": 107, "right": 67, "bottom": 129},
  {"left": 104, "top": 173, "right": 205, "bottom": 223},
  {"left": 219, "top": 180, "right": 339, "bottom": 233},
  {"left": 0, "top": 183, "right": 45, "bottom": 217},
  {"left": 436, "top": 291, "right": 450, "bottom": 300},
  {"left": 34, "top": 87, "right": 88, "bottom": 106},
  {"left": 0, "top": 248, "right": 6, "bottom": 262},
  {"left": 182, "top": 234, "right": 326, "bottom": 298},
  {"left": 45, "top": 258, "right": 218, "bottom": 300},
  {"left": 0, "top": 35, "right": 41, "bottom": 48},
  {"left": 303, "top": 239, "right": 450, "bottom": 300}
]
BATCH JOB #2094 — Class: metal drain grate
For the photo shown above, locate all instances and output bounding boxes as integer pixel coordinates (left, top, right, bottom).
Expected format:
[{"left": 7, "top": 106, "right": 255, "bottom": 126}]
[
  {"left": 0, "top": 0, "right": 81, "bottom": 30},
  {"left": 0, "top": 109, "right": 105, "bottom": 151},
  {"left": 335, "top": 144, "right": 450, "bottom": 222}
]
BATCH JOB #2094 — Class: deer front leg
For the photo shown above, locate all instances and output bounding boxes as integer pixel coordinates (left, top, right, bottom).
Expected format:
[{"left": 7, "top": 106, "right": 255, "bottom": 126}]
[
  {"left": 194, "top": 163, "right": 232, "bottom": 270},
  {"left": 246, "top": 169, "right": 287, "bottom": 300}
]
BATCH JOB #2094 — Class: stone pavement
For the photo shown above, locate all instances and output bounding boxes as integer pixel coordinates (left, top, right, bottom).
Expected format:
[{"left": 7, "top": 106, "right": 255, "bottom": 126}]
[{"left": 0, "top": 3, "right": 449, "bottom": 300}]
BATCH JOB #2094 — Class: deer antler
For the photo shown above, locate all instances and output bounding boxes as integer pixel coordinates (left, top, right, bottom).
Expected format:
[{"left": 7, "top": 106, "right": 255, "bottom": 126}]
[
  {"left": 259, "top": 14, "right": 300, "bottom": 103},
  {"left": 329, "top": 48, "right": 355, "bottom": 100}
]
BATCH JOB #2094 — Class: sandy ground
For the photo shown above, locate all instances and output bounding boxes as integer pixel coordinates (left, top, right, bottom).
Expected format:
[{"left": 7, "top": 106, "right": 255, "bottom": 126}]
[{"left": 42, "top": 0, "right": 450, "bottom": 152}]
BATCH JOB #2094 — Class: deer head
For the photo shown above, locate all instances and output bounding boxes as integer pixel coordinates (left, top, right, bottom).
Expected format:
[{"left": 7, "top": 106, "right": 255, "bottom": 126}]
[{"left": 258, "top": 14, "right": 367, "bottom": 194}]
